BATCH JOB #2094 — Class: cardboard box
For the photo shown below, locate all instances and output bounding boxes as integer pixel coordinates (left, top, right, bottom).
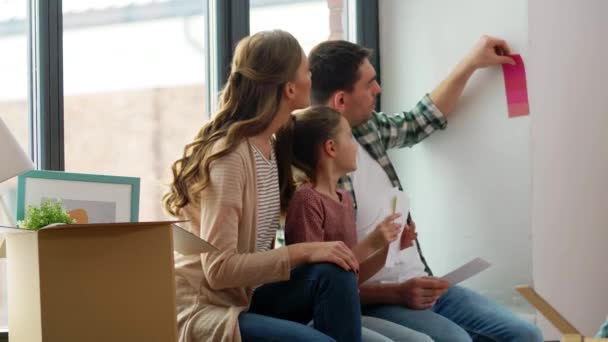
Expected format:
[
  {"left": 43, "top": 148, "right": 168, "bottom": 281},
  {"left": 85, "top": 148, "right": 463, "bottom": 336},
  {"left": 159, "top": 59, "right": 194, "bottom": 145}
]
[
  {"left": 0, "top": 222, "right": 215, "bottom": 342},
  {"left": 517, "top": 286, "right": 608, "bottom": 342}
]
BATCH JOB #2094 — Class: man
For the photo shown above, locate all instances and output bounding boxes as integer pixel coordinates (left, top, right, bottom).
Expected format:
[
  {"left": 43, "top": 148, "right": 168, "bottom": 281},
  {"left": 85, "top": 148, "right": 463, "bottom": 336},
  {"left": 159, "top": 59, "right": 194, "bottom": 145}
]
[{"left": 308, "top": 36, "right": 543, "bottom": 341}]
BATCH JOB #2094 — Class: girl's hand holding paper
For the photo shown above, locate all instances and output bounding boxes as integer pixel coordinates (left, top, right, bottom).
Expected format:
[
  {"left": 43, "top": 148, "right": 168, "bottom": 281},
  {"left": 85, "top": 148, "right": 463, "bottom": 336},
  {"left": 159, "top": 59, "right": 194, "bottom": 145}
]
[
  {"left": 370, "top": 213, "right": 402, "bottom": 248},
  {"left": 384, "top": 188, "right": 410, "bottom": 268}
]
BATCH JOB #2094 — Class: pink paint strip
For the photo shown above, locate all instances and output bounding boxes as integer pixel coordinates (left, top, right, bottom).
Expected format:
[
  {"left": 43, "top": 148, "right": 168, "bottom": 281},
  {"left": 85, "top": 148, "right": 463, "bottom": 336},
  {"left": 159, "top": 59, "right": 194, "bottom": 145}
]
[{"left": 502, "top": 54, "right": 530, "bottom": 118}]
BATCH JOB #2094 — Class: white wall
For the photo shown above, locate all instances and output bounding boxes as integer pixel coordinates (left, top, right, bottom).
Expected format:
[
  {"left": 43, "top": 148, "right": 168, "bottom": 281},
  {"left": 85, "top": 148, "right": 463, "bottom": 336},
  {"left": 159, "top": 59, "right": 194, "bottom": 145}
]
[
  {"left": 379, "top": 0, "right": 533, "bottom": 314},
  {"left": 529, "top": 0, "right": 608, "bottom": 338}
]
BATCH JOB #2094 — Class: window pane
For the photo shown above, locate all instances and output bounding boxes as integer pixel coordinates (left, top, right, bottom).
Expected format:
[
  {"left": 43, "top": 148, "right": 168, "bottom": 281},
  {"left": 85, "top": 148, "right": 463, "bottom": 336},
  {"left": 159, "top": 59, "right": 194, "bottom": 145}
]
[
  {"left": 63, "top": 0, "right": 209, "bottom": 221},
  {"left": 250, "top": 0, "right": 354, "bottom": 54},
  {"left": 251, "top": 0, "right": 354, "bottom": 247},
  {"left": 0, "top": 0, "right": 30, "bottom": 331}
]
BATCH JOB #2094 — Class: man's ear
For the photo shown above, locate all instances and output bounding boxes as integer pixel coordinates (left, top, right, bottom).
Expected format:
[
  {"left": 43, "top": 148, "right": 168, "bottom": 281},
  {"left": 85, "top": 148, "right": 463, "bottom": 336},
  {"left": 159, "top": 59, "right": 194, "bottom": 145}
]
[
  {"left": 323, "top": 139, "right": 337, "bottom": 158},
  {"left": 329, "top": 91, "right": 347, "bottom": 114}
]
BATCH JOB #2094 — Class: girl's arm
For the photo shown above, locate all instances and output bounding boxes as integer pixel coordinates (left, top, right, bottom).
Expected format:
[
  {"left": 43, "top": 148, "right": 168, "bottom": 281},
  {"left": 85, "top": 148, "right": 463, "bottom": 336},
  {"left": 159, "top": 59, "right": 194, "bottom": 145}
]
[
  {"left": 358, "top": 245, "right": 389, "bottom": 283},
  {"left": 351, "top": 213, "right": 401, "bottom": 262},
  {"left": 351, "top": 214, "right": 401, "bottom": 284}
]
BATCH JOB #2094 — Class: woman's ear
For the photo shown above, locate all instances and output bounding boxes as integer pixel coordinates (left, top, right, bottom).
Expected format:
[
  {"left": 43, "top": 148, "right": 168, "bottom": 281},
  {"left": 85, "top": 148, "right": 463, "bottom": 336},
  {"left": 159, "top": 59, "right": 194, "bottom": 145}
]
[
  {"left": 322, "top": 139, "right": 337, "bottom": 158},
  {"left": 284, "top": 81, "right": 296, "bottom": 100}
]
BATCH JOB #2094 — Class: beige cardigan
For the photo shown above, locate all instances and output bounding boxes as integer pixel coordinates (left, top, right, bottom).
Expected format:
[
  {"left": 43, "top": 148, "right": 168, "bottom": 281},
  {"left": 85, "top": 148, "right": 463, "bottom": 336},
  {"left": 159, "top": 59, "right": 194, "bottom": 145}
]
[{"left": 174, "top": 139, "right": 291, "bottom": 342}]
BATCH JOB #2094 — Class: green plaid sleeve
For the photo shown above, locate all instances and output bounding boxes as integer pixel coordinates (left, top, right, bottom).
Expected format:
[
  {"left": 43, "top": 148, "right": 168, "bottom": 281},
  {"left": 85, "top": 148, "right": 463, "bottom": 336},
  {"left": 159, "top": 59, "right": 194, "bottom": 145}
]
[
  {"left": 597, "top": 318, "right": 608, "bottom": 338},
  {"left": 370, "top": 94, "right": 448, "bottom": 150}
]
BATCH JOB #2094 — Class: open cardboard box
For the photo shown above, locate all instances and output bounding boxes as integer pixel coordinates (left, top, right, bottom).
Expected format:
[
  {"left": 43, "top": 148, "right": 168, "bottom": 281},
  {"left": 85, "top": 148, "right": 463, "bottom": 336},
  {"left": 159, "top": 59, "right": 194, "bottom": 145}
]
[
  {"left": 0, "top": 221, "right": 216, "bottom": 342},
  {"left": 517, "top": 286, "right": 608, "bottom": 342}
]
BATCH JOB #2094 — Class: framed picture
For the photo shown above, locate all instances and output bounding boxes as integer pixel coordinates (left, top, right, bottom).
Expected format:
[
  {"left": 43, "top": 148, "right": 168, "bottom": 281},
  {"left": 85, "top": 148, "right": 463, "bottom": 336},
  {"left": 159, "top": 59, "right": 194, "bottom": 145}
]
[{"left": 16, "top": 170, "right": 140, "bottom": 223}]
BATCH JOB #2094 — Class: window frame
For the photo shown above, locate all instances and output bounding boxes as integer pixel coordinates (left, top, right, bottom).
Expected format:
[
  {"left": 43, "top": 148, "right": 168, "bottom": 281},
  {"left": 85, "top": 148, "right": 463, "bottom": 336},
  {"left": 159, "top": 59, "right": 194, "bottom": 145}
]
[{"left": 0, "top": 1, "right": 378, "bottom": 339}]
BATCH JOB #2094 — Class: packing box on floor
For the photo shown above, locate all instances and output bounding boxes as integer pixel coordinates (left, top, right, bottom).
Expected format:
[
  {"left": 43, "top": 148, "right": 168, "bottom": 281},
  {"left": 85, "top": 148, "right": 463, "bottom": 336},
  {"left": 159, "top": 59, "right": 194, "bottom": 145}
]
[
  {"left": 0, "top": 221, "right": 215, "bottom": 342},
  {"left": 517, "top": 286, "right": 608, "bottom": 342}
]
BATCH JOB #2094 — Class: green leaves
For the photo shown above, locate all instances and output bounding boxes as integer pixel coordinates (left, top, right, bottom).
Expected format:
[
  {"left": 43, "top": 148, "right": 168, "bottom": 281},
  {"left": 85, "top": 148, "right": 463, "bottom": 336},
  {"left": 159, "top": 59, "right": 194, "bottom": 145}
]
[{"left": 18, "top": 199, "right": 75, "bottom": 230}]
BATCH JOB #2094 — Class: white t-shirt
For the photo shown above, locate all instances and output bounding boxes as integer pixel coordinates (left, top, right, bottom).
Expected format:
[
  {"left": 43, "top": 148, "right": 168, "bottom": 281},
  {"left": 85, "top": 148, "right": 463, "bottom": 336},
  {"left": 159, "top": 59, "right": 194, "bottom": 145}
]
[{"left": 351, "top": 147, "right": 427, "bottom": 284}]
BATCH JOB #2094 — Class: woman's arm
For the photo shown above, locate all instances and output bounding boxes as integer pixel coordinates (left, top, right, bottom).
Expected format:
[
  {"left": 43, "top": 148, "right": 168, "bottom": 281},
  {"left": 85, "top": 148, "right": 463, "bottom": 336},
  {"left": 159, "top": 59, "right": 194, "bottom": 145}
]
[{"left": 199, "top": 152, "right": 292, "bottom": 290}]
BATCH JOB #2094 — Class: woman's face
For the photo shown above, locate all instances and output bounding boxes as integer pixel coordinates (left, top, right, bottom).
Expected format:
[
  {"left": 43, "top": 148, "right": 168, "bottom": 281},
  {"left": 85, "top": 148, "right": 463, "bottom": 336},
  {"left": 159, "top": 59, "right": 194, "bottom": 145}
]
[
  {"left": 272, "top": 50, "right": 311, "bottom": 134},
  {"left": 290, "top": 51, "right": 312, "bottom": 110}
]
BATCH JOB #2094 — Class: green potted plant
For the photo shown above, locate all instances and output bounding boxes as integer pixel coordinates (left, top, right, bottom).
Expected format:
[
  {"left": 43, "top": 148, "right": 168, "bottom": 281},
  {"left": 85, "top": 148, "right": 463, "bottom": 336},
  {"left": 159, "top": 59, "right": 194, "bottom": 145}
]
[{"left": 18, "top": 199, "right": 75, "bottom": 230}]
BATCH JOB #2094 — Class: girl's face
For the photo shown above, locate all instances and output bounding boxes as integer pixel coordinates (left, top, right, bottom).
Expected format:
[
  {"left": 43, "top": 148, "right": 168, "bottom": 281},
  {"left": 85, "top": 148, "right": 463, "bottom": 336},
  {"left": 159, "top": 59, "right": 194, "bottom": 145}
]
[{"left": 331, "top": 116, "right": 358, "bottom": 174}]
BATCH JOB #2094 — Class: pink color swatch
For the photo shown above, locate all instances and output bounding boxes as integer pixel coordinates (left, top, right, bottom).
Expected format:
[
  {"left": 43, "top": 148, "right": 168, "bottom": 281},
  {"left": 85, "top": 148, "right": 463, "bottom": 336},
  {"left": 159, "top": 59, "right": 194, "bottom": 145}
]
[{"left": 502, "top": 54, "right": 530, "bottom": 118}]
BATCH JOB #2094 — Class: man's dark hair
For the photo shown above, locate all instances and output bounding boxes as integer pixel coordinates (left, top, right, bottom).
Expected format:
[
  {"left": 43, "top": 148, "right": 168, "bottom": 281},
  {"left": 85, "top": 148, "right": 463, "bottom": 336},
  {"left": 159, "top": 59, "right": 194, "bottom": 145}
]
[{"left": 308, "top": 40, "right": 373, "bottom": 105}]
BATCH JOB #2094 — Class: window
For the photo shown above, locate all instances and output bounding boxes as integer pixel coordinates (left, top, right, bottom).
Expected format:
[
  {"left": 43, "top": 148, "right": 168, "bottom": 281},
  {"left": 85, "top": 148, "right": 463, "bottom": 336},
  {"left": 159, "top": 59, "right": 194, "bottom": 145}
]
[
  {"left": 62, "top": 0, "right": 210, "bottom": 221},
  {"left": 0, "top": 1, "right": 370, "bottom": 337},
  {"left": 250, "top": 0, "right": 356, "bottom": 247},
  {"left": 250, "top": 0, "right": 357, "bottom": 53},
  {"left": 0, "top": 0, "right": 30, "bottom": 331}
]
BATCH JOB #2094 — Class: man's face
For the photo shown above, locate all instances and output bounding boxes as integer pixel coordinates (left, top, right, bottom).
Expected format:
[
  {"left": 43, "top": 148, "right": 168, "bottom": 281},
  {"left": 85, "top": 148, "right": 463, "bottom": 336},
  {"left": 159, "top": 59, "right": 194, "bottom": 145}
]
[{"left": 343, "top": 59, "right": 382, "bottom": 126}]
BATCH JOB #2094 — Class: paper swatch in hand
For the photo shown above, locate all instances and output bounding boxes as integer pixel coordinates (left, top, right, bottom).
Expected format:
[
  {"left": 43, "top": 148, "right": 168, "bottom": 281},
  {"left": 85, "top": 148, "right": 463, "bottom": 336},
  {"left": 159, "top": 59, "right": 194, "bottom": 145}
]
[
  {"left": 440, "top": 257, "right": 491, "bottom": 285},
  {"left": 502, "top": 54, "right": 530, "bottom": 118}
]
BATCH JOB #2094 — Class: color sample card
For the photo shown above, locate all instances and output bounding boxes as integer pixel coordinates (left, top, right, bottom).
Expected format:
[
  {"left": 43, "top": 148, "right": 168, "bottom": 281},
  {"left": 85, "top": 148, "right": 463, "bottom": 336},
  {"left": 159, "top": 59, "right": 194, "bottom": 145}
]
[
  {"left": 502, "top": 54, "right": 530, "bottom": 118},
  {"left": 440, "top": 257, "right": 491, "bottom": 285}
]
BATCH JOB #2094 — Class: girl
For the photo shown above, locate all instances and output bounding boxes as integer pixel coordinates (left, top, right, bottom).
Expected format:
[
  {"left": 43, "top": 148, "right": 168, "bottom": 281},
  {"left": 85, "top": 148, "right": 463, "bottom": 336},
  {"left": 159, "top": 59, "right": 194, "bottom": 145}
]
[
  {"left": 276, "top": 106, "right": 431, "bottom": 342},
  {"left": 164, "top": 31, "right": 362, "bottom": 342}
]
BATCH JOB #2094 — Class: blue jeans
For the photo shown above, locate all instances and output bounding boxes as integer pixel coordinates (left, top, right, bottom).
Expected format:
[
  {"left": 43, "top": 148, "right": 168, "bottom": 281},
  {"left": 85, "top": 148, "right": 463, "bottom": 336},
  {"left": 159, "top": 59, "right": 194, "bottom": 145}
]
[
  {"left": 363, "top": 285, "right": 543, "bottom": 342},
  {"left": 361, "top": 316, "right": 433, "bottom": 342},
  {"left": 241, "top": 262, "right": 362, "bottom": 342},
  {"left": 239, "top": 312, "right": 335, "bottom": 341}
]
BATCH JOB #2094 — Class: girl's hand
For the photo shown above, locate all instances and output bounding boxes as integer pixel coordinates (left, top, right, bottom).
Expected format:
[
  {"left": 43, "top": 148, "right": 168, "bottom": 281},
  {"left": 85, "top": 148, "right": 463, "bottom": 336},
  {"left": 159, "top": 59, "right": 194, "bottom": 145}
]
[{"left": 370, "top": 213, "right": 402, "bottom": 248}]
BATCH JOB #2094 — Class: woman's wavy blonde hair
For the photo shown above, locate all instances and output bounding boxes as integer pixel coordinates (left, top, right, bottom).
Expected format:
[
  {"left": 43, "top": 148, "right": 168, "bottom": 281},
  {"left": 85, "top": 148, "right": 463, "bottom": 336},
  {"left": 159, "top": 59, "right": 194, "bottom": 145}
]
[{"left": 163, "top": 30, "right": 303, "bottom": 217}]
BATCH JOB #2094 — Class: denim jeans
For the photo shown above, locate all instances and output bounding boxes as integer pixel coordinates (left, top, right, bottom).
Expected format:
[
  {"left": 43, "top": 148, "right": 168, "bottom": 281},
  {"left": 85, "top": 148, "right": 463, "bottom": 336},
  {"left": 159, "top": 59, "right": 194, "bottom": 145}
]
[
  {"left": 240, "top": 262, "right": 362, "bottom": 342},
  {"left": 363, "top": 285, "right": 543, "bottom": 342},
  {"left": 307, "top": 316, "right": 434, "bottom": 342},
  {"left": 239, "top": 312, "right": 335, "bottom": 341},
  {"left": 361, "top": 316, "right": 433, "bottom": 342}
]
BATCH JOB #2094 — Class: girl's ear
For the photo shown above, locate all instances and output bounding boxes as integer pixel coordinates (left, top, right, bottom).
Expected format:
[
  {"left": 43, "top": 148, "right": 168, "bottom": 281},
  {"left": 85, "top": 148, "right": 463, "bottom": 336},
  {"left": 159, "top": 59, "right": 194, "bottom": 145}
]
[{"left": 322, "top": 139, "right": 337, "bottom": 158}]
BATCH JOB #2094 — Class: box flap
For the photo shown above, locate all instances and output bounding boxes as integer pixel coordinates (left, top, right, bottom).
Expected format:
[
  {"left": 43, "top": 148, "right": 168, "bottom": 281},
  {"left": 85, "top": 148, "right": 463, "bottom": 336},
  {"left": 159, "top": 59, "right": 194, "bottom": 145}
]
[
  {"left": 1, "top": 221, "right": 217, "bottom": 256},
  {"left": 516, "top": 285, "right": 580, "bottom": 335},
  {"left": 172, "top": 224, "right": 217, "bottom": 254},
  {"left": 39, "top": 220, "right": 183, "bottom": 230}
]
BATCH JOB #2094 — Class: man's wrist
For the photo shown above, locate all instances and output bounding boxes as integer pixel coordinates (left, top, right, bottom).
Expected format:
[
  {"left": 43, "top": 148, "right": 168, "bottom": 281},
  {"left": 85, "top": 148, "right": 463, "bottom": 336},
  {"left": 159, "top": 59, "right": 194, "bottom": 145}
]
[{"left": 360, "top": 282, "right": 402, "bottom": 305}]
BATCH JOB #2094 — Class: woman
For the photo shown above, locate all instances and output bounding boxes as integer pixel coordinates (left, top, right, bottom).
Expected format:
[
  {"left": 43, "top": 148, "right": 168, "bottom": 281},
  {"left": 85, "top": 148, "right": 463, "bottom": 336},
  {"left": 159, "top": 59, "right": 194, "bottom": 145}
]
[{"left": 163, "top": 30, "right": 362, "bottom": 342}]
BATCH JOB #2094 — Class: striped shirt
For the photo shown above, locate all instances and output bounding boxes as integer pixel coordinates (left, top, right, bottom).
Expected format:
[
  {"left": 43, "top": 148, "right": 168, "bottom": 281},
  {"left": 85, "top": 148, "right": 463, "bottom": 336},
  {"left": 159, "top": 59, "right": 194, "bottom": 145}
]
[{"left": 252, "top": 144, "right": 280, "bottom": 252}]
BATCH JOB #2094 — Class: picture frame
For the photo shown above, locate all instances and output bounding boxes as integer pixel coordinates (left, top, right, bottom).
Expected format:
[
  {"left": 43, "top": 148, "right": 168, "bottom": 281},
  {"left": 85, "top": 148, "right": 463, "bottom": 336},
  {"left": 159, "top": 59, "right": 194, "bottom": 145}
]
[{"left": 16, "top": 170, "right": 140, "bottom": 223}]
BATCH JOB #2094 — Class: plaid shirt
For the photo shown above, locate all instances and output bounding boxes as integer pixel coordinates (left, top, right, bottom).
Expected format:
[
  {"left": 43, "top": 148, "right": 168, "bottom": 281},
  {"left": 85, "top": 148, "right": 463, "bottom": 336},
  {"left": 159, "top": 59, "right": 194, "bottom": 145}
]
[{"left": 337, "top": 94, "right": 447, "bottom": 275}]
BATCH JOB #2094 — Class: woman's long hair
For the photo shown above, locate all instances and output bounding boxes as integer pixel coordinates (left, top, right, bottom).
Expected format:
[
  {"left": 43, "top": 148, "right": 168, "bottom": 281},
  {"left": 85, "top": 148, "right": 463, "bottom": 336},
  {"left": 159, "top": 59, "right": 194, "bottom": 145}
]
[
  {"left": 163, "top": 30, "right": 303, "bottom": 217},
  {"left": 275, "top": 106, "right": 343, "bottom": 211}
]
